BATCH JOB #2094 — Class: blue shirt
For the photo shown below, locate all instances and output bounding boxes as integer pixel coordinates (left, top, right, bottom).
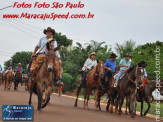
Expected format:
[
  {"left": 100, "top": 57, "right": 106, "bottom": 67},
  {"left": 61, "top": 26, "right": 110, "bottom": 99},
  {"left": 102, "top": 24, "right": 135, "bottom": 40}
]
[
  {"left": 119, "top": 58, "right": 131, "bottom": 70},
  {"left": 15, "top": 66, "right": 23, "bottom": 73},
  {"left": 144, "top": 68, "right": 147, "bottom": 77},
  {"left": 0, "top": 64, "right": 2, "bottom": 71},
  {"left": 104, "top": 59, "right": 117, "bottom": 73}
]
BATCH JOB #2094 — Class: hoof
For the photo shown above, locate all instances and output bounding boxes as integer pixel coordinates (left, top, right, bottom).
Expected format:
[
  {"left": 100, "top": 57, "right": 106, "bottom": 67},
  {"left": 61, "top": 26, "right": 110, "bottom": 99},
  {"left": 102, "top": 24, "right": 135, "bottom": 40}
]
[
  {"left": 37, "top": 110, "right": 41, "bottom": 113},
  {"left": 109, "top": 108, "right": 113, "bottom": 114},
  {"left": 131, "top": 114, "right": 135, "bottom": 118},
  {"left": 85, "top": 106, "right": 88, "bottom": 110},
  {"left": 125, "top": 111, "right": 128, "bottom": 115},
  {"left": 115, "top": 109, "right": 119, "bottom": 115},
  {"left": 74, "top": 103, "right": 77, "bottom": 107}
]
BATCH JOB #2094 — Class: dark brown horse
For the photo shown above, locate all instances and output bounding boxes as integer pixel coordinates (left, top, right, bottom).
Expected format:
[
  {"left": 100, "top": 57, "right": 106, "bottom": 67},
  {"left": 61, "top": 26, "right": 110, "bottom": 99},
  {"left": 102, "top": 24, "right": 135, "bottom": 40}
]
[
  {"left": 74, "top": 61, "right": 104, "bottom": 110},
  {"left": 135, "top": 81, "right": 163, "bottom": 116},
  {"left": 14, "top": 71, "right": 22, "bottom": 90},
  {"left": 28, "top": 46, "right": 60, "bottom": 112},
  {"left": 98, "top": 62, "right": 145, "bottom": 118}
]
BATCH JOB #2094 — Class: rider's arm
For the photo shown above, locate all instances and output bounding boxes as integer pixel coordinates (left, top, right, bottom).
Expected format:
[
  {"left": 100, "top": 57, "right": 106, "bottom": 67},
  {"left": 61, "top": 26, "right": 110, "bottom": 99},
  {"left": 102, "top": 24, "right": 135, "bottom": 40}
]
[
  {"left": 119, "top": 64, "right": 129, "bottom": 67},
  {"left": 21, "top": 67, "right": 23, "bottom": 73},
  {"left": 33, "top": 46, "right": 39, "bottom": 55},
  {"left": 104, "top": 60, "right": 112, "bottom": 71}
]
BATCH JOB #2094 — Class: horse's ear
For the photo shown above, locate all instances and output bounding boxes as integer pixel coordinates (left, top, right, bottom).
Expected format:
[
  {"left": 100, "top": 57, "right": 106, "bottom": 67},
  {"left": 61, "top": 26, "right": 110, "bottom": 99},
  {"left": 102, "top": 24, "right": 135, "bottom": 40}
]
[{"left": 54, "top": 45, "right": 61, "bottom": 52}]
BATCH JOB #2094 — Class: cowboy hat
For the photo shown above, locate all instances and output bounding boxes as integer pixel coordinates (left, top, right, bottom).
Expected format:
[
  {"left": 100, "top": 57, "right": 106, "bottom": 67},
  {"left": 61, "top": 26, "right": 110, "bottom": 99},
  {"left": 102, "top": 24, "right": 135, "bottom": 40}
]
[
  {"left": 110, "top": 53, "right": 117, "bottom": 58},
  {"left": 18, "top": 63, "right": 21, "bottom": 65},
  {"left": 125, "top": 53, "right": 132, "bottom": 57},
  {"left": 89, "top": 52, "right": 96, "bottom": 58},
  {"left": 47, "top": 38, "right": 55, "bottom": 43},
  {"left": 43, "top": 27, "right": 55, "bottom": 35}
]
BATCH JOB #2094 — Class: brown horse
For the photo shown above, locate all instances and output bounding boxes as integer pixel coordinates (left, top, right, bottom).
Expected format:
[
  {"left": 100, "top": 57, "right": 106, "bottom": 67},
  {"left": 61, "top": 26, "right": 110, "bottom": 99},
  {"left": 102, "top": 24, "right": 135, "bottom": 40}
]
[
  {"left": 4, "top": 69, "right": 14, "bottom": 90},
  {"left": 28, "top": 46, "right": 60, "bottom": 112},
  {"left": 0, "top": 72, "right": 2, "bottom": 85},
  {"left": 74, "top": 61, "right": 104, "bottom": 110}
]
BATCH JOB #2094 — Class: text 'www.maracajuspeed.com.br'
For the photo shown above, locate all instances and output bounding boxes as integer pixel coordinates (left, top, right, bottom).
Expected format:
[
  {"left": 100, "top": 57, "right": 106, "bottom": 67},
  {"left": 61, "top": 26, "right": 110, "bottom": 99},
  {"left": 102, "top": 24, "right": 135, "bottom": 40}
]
[{"left": 2, "top": 12, "right": 94, "bottom": 20}]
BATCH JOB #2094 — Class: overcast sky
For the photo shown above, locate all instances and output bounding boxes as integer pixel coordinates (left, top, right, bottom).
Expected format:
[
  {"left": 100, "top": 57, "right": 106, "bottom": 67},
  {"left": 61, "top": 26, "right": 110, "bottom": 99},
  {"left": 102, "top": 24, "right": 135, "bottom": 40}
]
[{"left": 0, "top": 0, "right": 163, "bottom": 68}]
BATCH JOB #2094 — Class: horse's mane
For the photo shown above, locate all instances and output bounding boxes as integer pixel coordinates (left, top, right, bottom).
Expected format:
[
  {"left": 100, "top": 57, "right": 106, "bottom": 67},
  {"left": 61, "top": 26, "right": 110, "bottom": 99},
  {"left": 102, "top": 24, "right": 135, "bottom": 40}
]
[{"left": 127, "top": 65, "right": 137, "bottom": 73}]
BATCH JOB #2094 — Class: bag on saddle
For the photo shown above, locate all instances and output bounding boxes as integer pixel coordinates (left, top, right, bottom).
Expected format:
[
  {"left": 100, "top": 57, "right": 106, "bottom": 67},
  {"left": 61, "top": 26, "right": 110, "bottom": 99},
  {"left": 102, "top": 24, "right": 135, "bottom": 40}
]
[{"left": 30, "top": 54, "right": 46, "bottom": 73}]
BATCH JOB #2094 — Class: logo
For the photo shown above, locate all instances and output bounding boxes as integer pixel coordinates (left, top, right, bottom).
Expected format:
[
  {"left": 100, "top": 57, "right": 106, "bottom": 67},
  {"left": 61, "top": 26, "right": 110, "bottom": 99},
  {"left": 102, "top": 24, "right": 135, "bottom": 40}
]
[{"left": 2, "top": 105, "right": 33, "bottom": 121}]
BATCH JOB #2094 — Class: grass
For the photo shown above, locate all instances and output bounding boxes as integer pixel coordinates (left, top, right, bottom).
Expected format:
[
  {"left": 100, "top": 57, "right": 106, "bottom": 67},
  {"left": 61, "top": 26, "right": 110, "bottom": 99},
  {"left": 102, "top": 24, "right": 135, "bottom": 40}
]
[{"left": 78, "top": 95, "right": 163, "bottom": 117}]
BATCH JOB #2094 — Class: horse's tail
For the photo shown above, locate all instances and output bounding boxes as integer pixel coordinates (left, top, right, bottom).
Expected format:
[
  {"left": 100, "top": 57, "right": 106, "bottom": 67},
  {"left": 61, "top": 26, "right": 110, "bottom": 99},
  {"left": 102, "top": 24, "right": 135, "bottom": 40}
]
[{"left": 33, "top": 83, "right": 38, "bottom": 95}]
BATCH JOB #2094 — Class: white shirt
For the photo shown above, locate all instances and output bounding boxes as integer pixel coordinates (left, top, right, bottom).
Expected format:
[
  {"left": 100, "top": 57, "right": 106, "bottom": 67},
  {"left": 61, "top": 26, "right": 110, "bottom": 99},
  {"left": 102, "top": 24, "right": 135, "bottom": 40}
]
[{"left": 84, "top": 58, "right": 97, "bottom": 70}]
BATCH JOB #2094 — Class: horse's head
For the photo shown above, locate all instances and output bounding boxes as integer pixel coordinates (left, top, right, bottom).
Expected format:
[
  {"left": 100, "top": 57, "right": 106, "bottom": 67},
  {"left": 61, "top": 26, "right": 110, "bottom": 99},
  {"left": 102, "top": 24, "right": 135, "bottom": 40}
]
[
  {"left": 46, "top": 45, "right": 60, "bottom": 72},
  {"left": 136, "top": 61, "right": 147, "bottom": 87},
  {"left": 96, "top": 61, "right": 104, "bottom": 78}
]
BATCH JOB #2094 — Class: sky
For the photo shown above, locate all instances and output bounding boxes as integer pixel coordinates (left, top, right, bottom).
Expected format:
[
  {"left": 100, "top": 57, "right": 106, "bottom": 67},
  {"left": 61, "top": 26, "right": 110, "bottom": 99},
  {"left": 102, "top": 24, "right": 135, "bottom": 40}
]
[{"left": 0, "top": 0, "right": 163, "bottom": 68}]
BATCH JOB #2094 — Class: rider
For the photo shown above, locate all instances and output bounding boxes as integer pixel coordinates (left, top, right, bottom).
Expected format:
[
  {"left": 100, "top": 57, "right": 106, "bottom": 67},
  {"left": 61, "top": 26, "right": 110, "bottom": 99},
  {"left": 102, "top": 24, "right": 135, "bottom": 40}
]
[
  {"left": 15, "top": 63, "right": 23, "bottom": 73},
  {"left": 102, "top": 53, "right": 117, "bottom": 87},
  {"left": 0, "top": 64, "right": 2, "bottom": 74},
  {"left": 104, "top": 53, "right": 117, "bottom": 73},
  {"left": 5, "top": 61, "right": 14, "bottom": 74},
  {"left": 114, "top": 53, "right": 132, "bottom": 87},
  {"left": 26, "top": 27, "right": 60, "bottom": 74},
  {"left": 45, "top": 38, "right": 63, "bottom": 85},
  {"left": 78, "top": 52, "right": 97, "bottom": 88}
]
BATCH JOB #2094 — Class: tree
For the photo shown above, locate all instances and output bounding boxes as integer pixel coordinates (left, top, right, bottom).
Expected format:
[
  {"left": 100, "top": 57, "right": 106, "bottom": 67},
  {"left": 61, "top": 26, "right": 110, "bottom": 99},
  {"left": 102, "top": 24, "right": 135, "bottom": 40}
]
[
  {"left": 115, "top": 40, "right": 136, "bottom": 58},
  {"left": 132, "top": 41, "right": 163, "bottom": 80},
  {"left": 53, "top": 32, "right": 73, "bottom": 47},
  {"left": 4, "top": 51, "right": 32, "bottom": 73}
]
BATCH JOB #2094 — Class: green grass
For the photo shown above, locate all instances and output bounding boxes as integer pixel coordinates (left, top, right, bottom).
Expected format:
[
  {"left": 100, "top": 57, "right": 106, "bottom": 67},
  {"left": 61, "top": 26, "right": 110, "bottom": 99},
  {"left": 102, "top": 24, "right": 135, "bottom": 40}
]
[
  {"left": 122, "top": 101, "right": 163, "bottom": 117},
  {"left": 78, "top": 95, "right": 163, "bottom": 117}
]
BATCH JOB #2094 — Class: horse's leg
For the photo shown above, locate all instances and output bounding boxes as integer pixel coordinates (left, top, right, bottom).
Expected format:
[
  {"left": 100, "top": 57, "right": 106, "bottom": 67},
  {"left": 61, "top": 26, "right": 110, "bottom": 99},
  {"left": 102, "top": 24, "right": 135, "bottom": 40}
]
[
  {"left": 134, "top": 97, "right": 137, "bottom": 115},
  {"left": 118, "top": 96, "right": 124, "bottom": 115},
  {"left": 125, "top": 96, "right": 128, "bottom": 114},
  {"left": 41, "top": 86, "right": 53, "bottom": 108},
  {"left": 83, "top": 90, "right": 87, "bottom": 109},
  {"left": 130, "top": 93, "right": 136, "bottom": 118},
  {"left": 94, "top": 89, "right": 99, "bottom": 110},
  {"left": 109, "top": 97, "right": 114, "bottom": 113},
  {"left": 106, "top": 97, "right": 111, "bottom": 112},
  {"left": 74, "top": 87, "right": 81, "bottom": 107},
  {"left": 85, "top": 88, "right": 90, "bottom": 110},
  {"left": 97, "top": 91, "right": 104, "bottom": 111},
  {"left": 144, "top": 100, "right": 150, "bottom": 116},
  {"left": 37, "top": 82, "right": 43, "bottom": 112},
  {"left": 29, "top": 91, "right": 33, "bottom": 105},
  {"left": 140, "top": 99, "right": 144, "bottom": 117}
]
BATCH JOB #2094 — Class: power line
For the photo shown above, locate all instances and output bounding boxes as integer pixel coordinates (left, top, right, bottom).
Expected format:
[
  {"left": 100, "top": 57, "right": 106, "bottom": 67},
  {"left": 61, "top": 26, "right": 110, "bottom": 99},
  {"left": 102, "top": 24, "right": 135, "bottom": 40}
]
[
  {"left": 0, "top": 51, "right": 12, "bottom": 54},
  {"left": 0, "top": 54, "right": 11, "bottom": 57},
  {"left": 6, "top": 19, "right": 41, "bottom": 35},
  {"left": 0, "top": 5, "right": 12, "bottom": 11},
  {"left": 0, "top": 18, "right": 38, "bottom": 40},
  {"left": 12, "top": 19, "right": 42, "bottom": 30}
]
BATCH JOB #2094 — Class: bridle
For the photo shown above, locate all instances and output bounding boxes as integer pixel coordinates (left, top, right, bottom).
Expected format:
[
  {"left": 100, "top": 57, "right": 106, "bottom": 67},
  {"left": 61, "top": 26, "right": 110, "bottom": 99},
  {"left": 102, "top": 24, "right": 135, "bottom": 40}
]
[{"left": 126, "top": 65, "right": 144, "bottom": 84}]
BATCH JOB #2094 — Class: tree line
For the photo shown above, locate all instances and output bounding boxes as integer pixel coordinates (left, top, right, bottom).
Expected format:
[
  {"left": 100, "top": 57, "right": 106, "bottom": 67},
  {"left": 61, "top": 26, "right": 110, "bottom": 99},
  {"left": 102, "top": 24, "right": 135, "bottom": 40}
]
[{"left": 3, "top": 32, "right": 163, "bottom": 92}]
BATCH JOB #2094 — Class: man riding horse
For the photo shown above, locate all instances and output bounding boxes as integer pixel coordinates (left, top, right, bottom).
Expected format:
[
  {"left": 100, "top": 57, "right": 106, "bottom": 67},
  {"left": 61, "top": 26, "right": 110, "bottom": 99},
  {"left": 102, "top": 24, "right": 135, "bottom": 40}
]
[
  {"left": 114, "top": 53, "right": 132, "bottom": 87},
  {"left": 26, "top": 27, "right": 62, "bottom": 84}
]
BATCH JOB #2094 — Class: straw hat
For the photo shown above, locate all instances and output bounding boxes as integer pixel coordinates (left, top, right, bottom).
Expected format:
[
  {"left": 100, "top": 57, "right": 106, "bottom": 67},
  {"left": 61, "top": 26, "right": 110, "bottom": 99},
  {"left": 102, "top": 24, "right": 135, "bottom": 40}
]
[{"left": 89, "top": 52, "right": 96, "bottom": 58}]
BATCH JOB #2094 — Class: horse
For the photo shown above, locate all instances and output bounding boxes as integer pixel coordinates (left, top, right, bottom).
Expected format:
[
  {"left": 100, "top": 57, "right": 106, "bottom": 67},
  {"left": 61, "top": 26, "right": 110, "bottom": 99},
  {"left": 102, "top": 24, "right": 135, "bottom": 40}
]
[
  {"left": 0, "top": 72, "right": 2, "bottom": 85},
  {"left": 14, "top": 71, "right": 22, "bottom": 90},
  {"left": 135, "top": 81, "right": 163, "bottom": 116},
  {"left": 97, "top": 62, "right": 145, "bottom": 118},
  {"left": 28, "top": 46, "right": 60, "bottom": 112},
  {"left": 4, "top": 69, "right": 14, "bottom": 90},
  {"left": 74, "top": 61, "right": 104, "bottom": 110}
]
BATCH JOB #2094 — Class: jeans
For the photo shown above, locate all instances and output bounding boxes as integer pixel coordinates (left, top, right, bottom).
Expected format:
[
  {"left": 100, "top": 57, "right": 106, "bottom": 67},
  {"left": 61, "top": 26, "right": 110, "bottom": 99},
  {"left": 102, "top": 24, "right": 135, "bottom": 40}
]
[
  {"left": 26, "top": 59, "right": 33, "bottom": 74},
  {"left": 115, "top": 69, "right": 125, "bottom": 82}
]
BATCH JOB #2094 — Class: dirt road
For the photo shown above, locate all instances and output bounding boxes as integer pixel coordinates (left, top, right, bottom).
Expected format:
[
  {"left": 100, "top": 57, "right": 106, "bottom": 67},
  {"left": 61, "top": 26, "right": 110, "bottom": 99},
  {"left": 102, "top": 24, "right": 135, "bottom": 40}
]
[{"left": 0, "top": 85, "right": 157, "bottom": 122}]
